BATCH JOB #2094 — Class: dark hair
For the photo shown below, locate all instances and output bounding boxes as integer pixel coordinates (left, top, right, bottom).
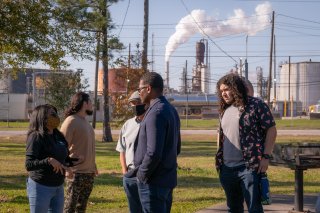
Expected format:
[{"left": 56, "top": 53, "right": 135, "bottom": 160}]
[
  {"left": 140, "top": 72, "right": 164, "bottom": 93},
  {"left": 27, "top": 104, "right": 58, "bottom": 136},
  {"left": 216, "top": 73, "right": 248, "bottom": 113},
  {"left": 64, "top": 92, "right": 90, "bottom": 118}
]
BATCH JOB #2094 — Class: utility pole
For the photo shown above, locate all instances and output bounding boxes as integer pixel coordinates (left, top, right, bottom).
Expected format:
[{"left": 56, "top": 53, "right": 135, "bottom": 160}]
[
  {"left": 273, "top": 35, "right": 276, "bottom": 100},
  {"left": 92, "top": 32, "right": 100, "bottom": 129},
  {"left": 102, "top": 0, "right": 113, "bottom": 142},
  {"left": 142, "top": 0, "right": 149, "bottom": 73},
  {"left": 288, "top": 56, "right": 291, "bottom": 105},
  {"left": 126, "top": 43, "right": 131, "bottom": 96},
  {"left": 245, "top": 35, "right": 248, "bottom": 80},
  {"left": 267, "top": 11, "right": 275, "bottom": 106},
  {"left": 152, "top": 33, "right": 154, "bottom": 72},
  {"left": 239, "top": 58, "right": 243, "bottom": 77},
  {"left": 185, "top": 60, "right": 188, "bottom": 128}
]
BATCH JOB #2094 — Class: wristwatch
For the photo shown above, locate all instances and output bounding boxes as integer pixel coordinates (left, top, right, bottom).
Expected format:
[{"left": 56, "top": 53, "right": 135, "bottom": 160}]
[{"left": 262, "top": 153, "right": 271, "bottom": 159}]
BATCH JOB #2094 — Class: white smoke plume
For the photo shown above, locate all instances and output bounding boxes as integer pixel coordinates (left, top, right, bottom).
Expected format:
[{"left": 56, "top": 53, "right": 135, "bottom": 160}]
[{"left": 165, "top": 2, "right": 272, "bottom": 62}]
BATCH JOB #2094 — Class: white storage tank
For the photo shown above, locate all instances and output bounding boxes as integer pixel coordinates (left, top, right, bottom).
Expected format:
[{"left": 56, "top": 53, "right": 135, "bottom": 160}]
[{"left": 278, "top": 61, "right": 320, "bottom": 113}]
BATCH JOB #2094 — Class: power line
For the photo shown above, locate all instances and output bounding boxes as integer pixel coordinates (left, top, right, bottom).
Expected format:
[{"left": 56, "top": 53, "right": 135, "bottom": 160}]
[
  {"left": 277, "top": 13, "right": 320, "bottom": 25},
  {"left": 179, "top": 0, "right": 238, "bottom": 65},
  {"left": 117, "top": 0, "right": 131, "bottom": 37}
]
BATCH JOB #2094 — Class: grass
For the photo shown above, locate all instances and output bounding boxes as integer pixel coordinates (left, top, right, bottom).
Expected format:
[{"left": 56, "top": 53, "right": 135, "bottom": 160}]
[
  {"left": 1, "top": 134, "right": 320, "bottom": 213},
  {"left": 2, "top": 118, "right": 320, "bottom": 130}
]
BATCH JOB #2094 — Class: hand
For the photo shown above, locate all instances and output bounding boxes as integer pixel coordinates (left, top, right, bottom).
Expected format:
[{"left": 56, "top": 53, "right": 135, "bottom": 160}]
[
  {"left": 48, "top": 157, "right": 64, "bottom": 175},
  {"left": 258, "top": 158, "right": 269, "bottom": 173},
  {"left": 95, "top": 168, "right": 99, "bottom": 177},
  {"left": 122, "top": 168, "right": 128, "bottom": 175},
  {"left": 65, "top": 170, "right": 74, "bottom": 179},
  {"left": 69, "top": 153, "right": 84, "bottom": 165}
]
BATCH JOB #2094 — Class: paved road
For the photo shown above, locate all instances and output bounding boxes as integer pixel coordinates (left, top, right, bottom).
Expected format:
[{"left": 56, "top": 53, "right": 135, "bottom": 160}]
[
  {"left": 1, "top": 129, "right": 320, "bottom": 137},
  {"left": 196, "top": 194, "right": 318, "bottom": 213}
]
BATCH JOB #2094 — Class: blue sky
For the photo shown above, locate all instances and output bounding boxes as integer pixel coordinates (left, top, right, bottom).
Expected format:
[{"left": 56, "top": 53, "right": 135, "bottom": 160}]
[{"left": 66, "top": 0, "right": 320, "bottom": 93}]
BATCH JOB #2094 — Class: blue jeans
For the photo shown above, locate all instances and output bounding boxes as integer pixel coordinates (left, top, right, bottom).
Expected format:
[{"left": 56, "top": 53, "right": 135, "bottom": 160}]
[
  {"left": 137, "top": 182, "right": 173, "bottom": 213},
  {"left": 219, "top": 164, "right": 263, "bottom": 213},
  {"left": 26, "top": 177, "right": 64, "bottom": 213},
  {"left": 123, "top": 176, "right": 142, "bottom": 213}
]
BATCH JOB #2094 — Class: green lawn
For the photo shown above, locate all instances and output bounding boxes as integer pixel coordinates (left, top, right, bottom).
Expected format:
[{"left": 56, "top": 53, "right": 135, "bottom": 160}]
[
  {"left": 1, "top": 134, "right": 320, "bottom": 213},
  {"left": 2, "top": 118, "right": 320, "bottom": 130}
]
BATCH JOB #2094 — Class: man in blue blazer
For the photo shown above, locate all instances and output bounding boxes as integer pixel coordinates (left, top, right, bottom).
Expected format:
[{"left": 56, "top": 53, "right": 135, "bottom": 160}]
[{"left": 134, "top": 72, "right": 181, "bottom": 213}]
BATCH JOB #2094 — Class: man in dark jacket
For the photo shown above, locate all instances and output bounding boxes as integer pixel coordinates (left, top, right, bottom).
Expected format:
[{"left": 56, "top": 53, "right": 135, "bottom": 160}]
[{"left": 132, "top": 71, "right": 181, "bottom": 213}]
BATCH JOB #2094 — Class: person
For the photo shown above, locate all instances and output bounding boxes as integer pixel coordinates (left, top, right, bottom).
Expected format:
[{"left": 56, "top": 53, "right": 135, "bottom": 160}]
[
  {"left": 244, "top": 79, "right": 254, "bottom": 97},
  {"left": 126, "top": 72, "right": 181, "bottom": 213},
  {"left": 316, "top": 194, "right": 320, "bottom": 213},
  {"left": 25, "top": 104, "right": 76, "bottom": 213},
  {"left": 60, "top": 92, "right": 98, "bottom": 213},
  {"left": 116, "top": 91, "right": 147, "bottom": 213},
  {"left": 216, "top": 73, "right": 277, "bottom": 213}
]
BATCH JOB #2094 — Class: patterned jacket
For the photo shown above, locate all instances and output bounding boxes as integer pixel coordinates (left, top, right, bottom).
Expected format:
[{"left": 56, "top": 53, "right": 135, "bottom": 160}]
[{"left": 215, "top": 96, "right": 276, "bottom": 171}]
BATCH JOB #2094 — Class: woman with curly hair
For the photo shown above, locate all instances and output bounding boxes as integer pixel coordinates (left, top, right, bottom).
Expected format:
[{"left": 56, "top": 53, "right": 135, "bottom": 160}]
[{"left": 215, "top": 73, "right": 277, "bottom": 213}]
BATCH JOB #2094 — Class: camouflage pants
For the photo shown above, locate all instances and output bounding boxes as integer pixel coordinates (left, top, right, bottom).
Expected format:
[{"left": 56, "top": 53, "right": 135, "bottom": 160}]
[{"left": 64, "top": 173, "right": 95, "bottom": 213}]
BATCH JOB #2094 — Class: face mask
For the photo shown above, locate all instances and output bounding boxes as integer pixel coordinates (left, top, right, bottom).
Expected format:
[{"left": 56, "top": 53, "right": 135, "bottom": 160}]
[
  {"left": 47, "top": 115, "right": 60, "bottom": 129},
  {"left": 132, "top": 104, "right": 147, "bottom": 116},
  {"left": 86, "top": 110, "right": 93, "bottom": 116}
]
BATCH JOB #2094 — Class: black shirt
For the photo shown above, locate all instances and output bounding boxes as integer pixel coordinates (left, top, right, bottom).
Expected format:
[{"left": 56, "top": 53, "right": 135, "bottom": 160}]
[{"left": 25, "top": 130, "right": 69, "bottom": 186}]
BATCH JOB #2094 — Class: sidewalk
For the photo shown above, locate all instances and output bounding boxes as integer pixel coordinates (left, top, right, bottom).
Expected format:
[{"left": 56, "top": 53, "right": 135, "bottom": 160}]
[{"left": 196, "top": 194, "right": 318, "bottom": 213}]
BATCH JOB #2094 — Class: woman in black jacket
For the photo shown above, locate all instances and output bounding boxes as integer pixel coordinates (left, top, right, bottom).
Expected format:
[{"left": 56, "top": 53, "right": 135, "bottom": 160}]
[{"left": 25, "top": 104, "right": 76, "bottom": 213}]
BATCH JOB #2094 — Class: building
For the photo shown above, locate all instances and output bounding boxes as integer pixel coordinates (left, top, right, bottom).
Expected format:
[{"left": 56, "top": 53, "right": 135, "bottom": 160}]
[{"left": 0, "top": 68, "right": 75, "bottom": 120}]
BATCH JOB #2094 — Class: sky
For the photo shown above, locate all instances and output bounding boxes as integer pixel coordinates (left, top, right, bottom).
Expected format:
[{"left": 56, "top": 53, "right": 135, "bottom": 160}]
[{"left": 62, "top": 0, "right": 320, "bottom": 93}]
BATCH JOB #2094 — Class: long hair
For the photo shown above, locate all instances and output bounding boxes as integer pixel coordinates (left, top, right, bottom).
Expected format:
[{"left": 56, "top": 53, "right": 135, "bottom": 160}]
[
  {"left": 27, "top": 104, "right": 58, "bottom": 136},
  {"left": 216, "top": 73, "right": 248, "bottom": 113},
  {"left": 64, "top": 92, "right": 90, "bottom": 118}
]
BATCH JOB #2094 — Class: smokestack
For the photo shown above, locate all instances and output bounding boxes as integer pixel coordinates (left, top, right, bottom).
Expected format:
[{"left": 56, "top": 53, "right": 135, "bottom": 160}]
[{"left": 166, "top": 61, "right": 169, "bottom": 89}]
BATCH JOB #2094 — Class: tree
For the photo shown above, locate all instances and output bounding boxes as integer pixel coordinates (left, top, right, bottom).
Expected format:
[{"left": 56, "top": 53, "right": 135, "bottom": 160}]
[
  {"left": 0, "top": 0, "right": 95, "bottom": 73},
  {"left": 111, "top": 44, "right": 144, "bottom": 125},
  {"left": 1, "top": 0, "right": 124, "bottom": 142},
  {"left": 55, "top": 0, "right": 124, "bottom": 142},
  {"left": 43, "top": 69, "right": 89, "bottom": 114}
]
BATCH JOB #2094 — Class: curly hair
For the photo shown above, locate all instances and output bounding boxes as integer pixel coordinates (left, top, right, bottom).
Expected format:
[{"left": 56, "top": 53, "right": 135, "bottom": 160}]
[{"left": 216, "top": 73, "right": 248, "bottom": 113}]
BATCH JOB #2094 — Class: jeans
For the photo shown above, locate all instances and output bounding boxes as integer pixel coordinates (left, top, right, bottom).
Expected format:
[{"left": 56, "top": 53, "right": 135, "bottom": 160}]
[
  {"left": 123, "top": 176, "right": 142, "bottom": 213},
  {"left": 219, "top": 164, "right": 263, "bottom": 213},
  {"left": 26, "top": 177, "right": 64, "bottom": 213},
  {"left": 137, "top": 182, "right": 173, "bottom": 213}
]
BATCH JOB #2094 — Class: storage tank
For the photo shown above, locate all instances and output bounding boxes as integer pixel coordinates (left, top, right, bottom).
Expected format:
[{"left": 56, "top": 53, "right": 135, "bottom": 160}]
[
  {"left": 98, "top": 68, "right": 127, "bottom": 94},
  {"left": 278, "top": 61, "right": 320, "bottom": 112}
]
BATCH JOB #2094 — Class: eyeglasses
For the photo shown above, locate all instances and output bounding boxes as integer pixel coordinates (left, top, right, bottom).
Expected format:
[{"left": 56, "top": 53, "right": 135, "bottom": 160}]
[{"left": 137, "top": 86, "right": 148, "bottom": 93}]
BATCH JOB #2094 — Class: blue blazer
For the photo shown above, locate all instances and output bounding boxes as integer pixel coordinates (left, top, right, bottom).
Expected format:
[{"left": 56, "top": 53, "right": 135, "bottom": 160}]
[{"left": 133, "top": 95, "right": 181, "bottom": 188}]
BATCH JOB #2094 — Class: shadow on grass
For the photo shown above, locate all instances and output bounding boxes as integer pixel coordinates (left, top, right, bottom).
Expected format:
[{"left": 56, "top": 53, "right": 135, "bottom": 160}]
[
  {"left": 96, "top": 142, "right": 118, "bottom": 157},
  {"left": 9, "top": 195, "right": 28, "bottom": 204},
  {"left": 88, "top": 196, "right": 121, "bottom": 204},
  {"left": 0, "top": 174, "right": 27, "bottom": 190},
  {"left": 178, "top": 175, "right": 220, "bottom": 188},
  {"left": 180, "top": 140, "right": 216, "bottom": 157},
  {"left": 271, "top": 180, "right": 320, "bottom": 188},
  {"left": 94, "top": 173, "right": 122, "bottom": 187},
  {"left": 178, "top": 195, "right": 225, "bottom": 203}
]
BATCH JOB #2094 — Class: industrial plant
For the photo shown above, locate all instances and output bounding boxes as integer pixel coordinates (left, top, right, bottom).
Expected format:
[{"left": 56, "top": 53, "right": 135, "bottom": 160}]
[{"left": 1, "top": 39, "right": 320, "bottom": 120}]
